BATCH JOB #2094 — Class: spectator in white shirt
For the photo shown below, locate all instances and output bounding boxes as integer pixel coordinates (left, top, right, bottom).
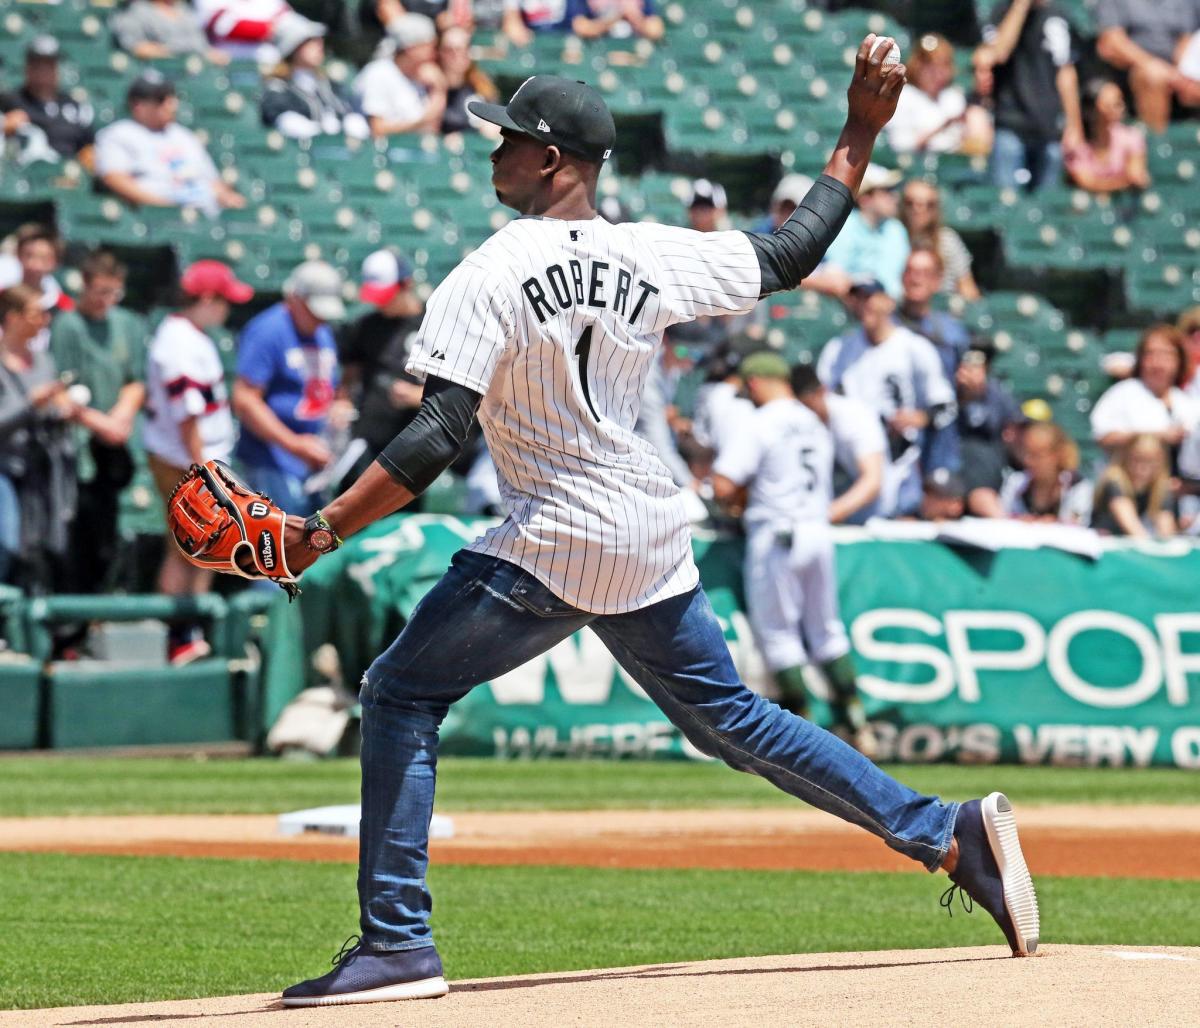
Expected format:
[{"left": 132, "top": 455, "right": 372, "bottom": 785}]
[
  {"left": 818, "top": 279, "right": 957, "bottom": 516},
  {"left": 1090, "top": 324, "right": 1200, "bottom": 477},
  {"left": 143, "top": 260, "right": 253, "bottom": 665},
  {"left": 888, "top": 33, "right": 976, "bottom": 154},
  {"left": 1178, "top": 305, "right": 1200, "bottom": 397},
  {"left": 792, "top": 362, "right": 887, "bottom": 524},
  {"left": 353, "top": 14, "right": 446, "bottom": 137},
  {"left": 94, "top": 72, "right": 245, "bottom": 217}
]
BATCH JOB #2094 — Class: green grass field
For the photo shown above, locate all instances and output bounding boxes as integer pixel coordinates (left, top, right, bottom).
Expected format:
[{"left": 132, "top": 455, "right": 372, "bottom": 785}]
[
  {"left": 5, "top": 851, "right": 1200, "bottom": 1009},
  {"left": 3, "top": 756, "right": 1196, "bottom": 1010},
  {"left": 1, "top": 756, "right": 1195, "bottom": 816}
]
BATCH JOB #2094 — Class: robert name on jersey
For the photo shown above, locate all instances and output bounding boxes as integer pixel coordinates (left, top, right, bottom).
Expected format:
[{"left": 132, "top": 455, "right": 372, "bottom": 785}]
[{"left": 520, "top": 256, "right": 661, "bottom": 327}]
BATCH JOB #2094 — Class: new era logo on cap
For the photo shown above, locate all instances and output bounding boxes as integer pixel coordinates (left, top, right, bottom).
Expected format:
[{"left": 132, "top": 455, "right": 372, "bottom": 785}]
[{"left": 538, "top": 118, "right": 551, "bottom": 131}]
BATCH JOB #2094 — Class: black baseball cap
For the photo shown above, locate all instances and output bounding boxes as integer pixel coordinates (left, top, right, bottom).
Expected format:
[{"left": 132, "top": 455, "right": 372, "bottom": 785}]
[
  {"left": 127, "top": 69, "right": 175, "bottom": 104},
  {"left": 848, "top": 276, "right": 888, "bottom": 298},
  {"left": 26, "top": 35, "right": 61, "bottom": 61},
  {"left": 468, "top": 75, "right": 615, "bottom": 164}
]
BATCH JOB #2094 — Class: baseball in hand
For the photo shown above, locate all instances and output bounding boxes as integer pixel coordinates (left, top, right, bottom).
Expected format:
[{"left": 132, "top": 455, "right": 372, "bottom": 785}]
[
  {"left": 869, "top": 36, "right": 901, "bottom": 68},
  {"left": 67, "top": 384, "right": 92, "bottom": 407}
]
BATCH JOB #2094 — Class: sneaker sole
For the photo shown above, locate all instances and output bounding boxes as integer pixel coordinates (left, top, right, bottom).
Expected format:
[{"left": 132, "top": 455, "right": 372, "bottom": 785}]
[
  {"left": 981, "top": 792, "right": 1040, "bottom": 956},
  {"left": 281, "top": 975, "right": 449, "bottom": 1007}
]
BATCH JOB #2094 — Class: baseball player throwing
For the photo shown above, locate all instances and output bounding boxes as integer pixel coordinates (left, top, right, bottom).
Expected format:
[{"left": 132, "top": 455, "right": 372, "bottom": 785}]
[{"left": 255, "top": 38, "right": 1039, "bottom": 1005}]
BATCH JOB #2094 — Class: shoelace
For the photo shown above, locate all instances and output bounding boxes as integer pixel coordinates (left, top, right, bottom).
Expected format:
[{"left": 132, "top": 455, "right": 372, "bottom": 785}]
[
  {"left": 939, "top": 883, "right": 974, "bottom": 918},
  {"left": 330, "top": 934, "right": 362, "bottom": 968}
]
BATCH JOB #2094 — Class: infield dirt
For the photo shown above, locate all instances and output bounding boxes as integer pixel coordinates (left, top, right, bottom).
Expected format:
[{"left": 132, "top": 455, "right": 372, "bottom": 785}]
[
  {"left": 4, "top": 945, "right": 1197, "bottom": 1027},
  {"left": 1, "top": 804, "right": 1197, "bottom": 878}
]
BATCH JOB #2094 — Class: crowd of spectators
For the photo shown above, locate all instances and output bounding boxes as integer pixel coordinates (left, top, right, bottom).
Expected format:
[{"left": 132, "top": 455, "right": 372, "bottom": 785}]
[{"left": 4, "top": 1, "right": 1200, "bottom": 668}]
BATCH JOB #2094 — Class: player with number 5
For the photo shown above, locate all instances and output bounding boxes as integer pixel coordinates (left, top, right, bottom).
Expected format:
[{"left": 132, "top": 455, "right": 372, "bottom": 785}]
[{"left": 276, "top": 36, "right": 1040, "bottom": 1007}]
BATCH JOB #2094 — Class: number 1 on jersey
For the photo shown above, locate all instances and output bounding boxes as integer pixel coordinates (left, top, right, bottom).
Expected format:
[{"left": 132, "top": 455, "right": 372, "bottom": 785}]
[{"left": 574, "top": 324, "right": 601, "bottom": 422}]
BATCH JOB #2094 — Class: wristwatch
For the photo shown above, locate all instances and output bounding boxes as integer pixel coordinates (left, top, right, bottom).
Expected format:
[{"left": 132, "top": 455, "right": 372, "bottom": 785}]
[{"left": 302, "top": 510, "right": 343, "bottom": 554}]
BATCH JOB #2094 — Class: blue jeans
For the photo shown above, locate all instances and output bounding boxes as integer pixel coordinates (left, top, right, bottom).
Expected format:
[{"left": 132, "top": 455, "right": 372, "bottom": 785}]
[
  {"left": 0, "top": 474, "right": 19, "bottom": 584},
  {"left": 237, "top": 463, "right": 321, "bottom": 518},
  {"left": 990, "top": 127, "right": 1063, "bottom": 191},
  {"left": 357, "top": 550, "right": 959, "bottom": 951}
]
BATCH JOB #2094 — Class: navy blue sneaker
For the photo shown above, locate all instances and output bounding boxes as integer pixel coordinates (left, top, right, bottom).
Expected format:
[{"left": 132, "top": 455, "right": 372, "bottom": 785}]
[
  {"left": 282, "top": 936, "right": 449, "bottom": 1007},
  {"left": 943, "top": 793, "right": 1040, "bottom": 956}
]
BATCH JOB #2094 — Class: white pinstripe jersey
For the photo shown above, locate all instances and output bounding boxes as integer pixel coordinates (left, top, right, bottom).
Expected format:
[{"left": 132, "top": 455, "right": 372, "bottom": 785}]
[{"left": 406, "top": 216, "right": 761, "bottom": 613}]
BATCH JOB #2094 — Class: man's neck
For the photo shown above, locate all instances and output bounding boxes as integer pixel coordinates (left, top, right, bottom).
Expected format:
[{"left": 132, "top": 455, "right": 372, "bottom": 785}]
[
  {"left": 866, "top": 322, "right": 896, "bottom": 346},
  {"left": 858, "top": 209, "right": 882, "bottom": 229},
  {"left": 900, "top": 297, "right": 931, "bottom": 318},
  {"left": 79, "top": 303, "right": 108, "bottom": 322},
  {"left": 26, "top": 85, "right": 56, "bottom": 103}
]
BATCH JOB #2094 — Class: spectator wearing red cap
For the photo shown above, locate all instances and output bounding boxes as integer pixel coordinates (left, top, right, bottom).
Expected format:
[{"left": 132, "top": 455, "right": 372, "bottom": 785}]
[
  {"left": 338, "top": 249, "right": 426, "bottom": 473},
  {"left": 143, "top": 260, "right": 252, "bottom": 664}
]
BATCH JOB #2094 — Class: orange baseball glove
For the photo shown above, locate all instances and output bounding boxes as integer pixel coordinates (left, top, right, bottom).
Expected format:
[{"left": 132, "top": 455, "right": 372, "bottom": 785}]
[{"left": 167, "top": 459, "right": 300, "bottom": 599}]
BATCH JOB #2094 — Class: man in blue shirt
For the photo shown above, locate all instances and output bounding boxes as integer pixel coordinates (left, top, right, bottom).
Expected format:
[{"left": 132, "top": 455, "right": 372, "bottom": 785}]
[
  {"left": 232, "top": 260, "right": 345, "bottom": 515},
  {"left": 821, "top": 163, "right": 910, "bottom": 297},
  {"left": 897, "top": 248, "right": 972, "bottom": 380}
]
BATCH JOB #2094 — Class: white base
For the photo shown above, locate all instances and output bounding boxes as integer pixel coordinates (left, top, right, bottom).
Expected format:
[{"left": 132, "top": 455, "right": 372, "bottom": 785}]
[{"left": 277, "top": 804, "right": 454, "bottom": 840}]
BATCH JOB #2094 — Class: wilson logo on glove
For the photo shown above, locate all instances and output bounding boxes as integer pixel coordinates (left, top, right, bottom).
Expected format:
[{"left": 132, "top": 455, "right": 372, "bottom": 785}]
[
  {"left": 166, "top": 459, "right": 300, "bottom": 599},
  {"left": 257, "top": 529, "right": 277, "bottom": 571}
]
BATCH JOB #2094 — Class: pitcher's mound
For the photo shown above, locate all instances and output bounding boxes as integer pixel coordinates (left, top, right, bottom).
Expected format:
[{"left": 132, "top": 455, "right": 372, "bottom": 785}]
[{"left": 6, "top": 945, "right": 1198, "bottom": 1027}]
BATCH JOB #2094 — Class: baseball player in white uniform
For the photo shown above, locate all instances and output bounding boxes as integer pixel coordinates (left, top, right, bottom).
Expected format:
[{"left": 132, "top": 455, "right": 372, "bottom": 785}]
[
  {"left": 711, "top": 352, "right": 876, "bottom": 757},
  {"left": 792, "top": 362, "right": 888, "bottom": 523},
  {"left": 277, "top": 43, "right": 1039, "bottom": 1007},
  {"left": 818, "top": 279, "right": 956, "bottom": 516}
]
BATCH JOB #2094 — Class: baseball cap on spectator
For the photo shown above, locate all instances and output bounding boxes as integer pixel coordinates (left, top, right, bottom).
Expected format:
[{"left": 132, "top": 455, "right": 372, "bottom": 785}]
[
  {"left": 387, "top": 12, "right": 436, "bottom": 51},
  {"left": 359, "top": 248, "right": 413, "bottom": 306},
  {"left": 1021, "top": 398, "right": 1053, "bottom": 422},
  {"left": 923, "top": 467, "right": 966, "bottom": 499},
  {"left": 688, "top": 179, "right": 727, "bottom": 209},
  {"left": 739, "top": 351, "right": 790, "bottom": 380},
  {"left": 285, "top": 260, "right": 345, "bottom": 322},
  {"left": 771, "top": 173, "right": 814, "bottom": 209},
  {"left": 274, "top": 13, "right": 326, "bottom": 60},
  {"left": 180, "top": 260, "right": 254, "bottom": 303},
  {"left": 26, "top": 36, "right": 61, "bottom": 61},
  {"left": 858, "top": 163, "right": 902, "bottom": 193},
  {"left": 127, "top": 70, "right": 175, "bottom": 104},
  {"left": 847, "top": 276, "right": 888, "bottom": 299},
  {"left": 961, "top": 337, "right": 996, "bottom": 367}
]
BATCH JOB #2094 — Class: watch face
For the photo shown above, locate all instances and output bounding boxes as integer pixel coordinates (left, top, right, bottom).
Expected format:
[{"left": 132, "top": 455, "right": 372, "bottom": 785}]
[{"left": 309, "top": 528, "right": 335, "bottom": 552}]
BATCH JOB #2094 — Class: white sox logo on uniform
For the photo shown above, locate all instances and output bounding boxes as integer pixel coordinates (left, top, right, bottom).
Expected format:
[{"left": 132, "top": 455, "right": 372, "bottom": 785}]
[
  {"left": 404, "top": 213, "right": 761, "bottom": 614},
  {"left": 248, "top": 501, "right": 270, "bottom": 518}
]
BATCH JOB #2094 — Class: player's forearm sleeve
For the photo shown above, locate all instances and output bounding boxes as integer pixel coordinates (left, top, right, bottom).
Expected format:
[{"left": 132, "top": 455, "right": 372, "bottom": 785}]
[
  {"left": 376, "top": 377, "right": 482, "bottom": 495},
  {"left": 745, "top": 175, "right": 855, "bottom": 297}
]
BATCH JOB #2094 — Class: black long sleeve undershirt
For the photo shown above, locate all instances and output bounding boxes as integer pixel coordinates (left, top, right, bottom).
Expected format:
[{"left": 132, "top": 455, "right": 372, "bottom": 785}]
[
  {"left": 744, "top": 174, "right": 856, "bottom": 297},
  {"left": 376, "top": 376, "right": 482, "bottom": 495}
]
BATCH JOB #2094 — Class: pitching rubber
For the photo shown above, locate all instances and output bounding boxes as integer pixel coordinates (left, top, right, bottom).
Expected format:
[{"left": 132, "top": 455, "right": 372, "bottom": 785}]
[
  {"left": 280, "top": 976, "right": 450, "bottom": 1007},
  {"left": 982, "top": 792, "right": 1040, "bottom": 956}
]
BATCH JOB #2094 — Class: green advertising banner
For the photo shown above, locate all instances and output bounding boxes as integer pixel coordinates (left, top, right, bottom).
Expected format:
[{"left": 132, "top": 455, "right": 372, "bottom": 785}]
[{"left": 263, "top": 515, "right": 1200, "bottom": 768}]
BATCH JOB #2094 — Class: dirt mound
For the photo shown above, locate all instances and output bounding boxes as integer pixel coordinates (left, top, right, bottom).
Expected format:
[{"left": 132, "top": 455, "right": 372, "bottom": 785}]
[{"left": 4, "top": 945, "right": 1197, "bottom": 1027}]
